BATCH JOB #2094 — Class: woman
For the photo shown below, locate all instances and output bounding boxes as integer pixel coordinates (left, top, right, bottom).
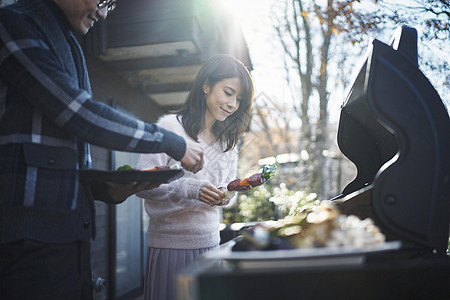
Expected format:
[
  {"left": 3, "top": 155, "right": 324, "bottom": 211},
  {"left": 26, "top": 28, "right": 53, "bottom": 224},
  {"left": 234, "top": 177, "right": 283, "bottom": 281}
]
[{"left": 136, "top": 54, "right": 254, "bottom": 300}]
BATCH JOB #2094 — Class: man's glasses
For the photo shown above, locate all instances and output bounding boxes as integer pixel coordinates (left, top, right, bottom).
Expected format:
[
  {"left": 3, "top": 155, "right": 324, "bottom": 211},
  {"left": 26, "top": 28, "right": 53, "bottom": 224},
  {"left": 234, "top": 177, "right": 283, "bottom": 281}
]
[{"left": 97, "top": 0, "right": 117, "bottom": 12}]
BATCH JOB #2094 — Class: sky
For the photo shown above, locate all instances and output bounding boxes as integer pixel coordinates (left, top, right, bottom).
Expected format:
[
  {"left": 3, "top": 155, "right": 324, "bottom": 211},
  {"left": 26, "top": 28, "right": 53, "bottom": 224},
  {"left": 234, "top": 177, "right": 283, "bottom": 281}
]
[
  {"left": 217, "top": 0, "right": 292, "bottom": 101},
  {"left": 216, "top": 0, "right": 307, "bottom": 127}
]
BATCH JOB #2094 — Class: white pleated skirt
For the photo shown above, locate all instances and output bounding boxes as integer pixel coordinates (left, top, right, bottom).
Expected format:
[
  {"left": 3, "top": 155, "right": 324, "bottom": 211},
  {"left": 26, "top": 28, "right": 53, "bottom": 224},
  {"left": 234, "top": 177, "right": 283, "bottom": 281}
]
[{"left": 143, "top": 246, "right": 216, "bottom": 300}]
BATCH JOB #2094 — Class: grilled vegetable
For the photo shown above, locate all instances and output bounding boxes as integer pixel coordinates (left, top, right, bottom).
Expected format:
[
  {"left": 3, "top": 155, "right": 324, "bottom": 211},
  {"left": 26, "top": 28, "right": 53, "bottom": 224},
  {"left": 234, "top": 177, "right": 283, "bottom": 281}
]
[{"left": 117, "top": 164, "right": 133, "bottom": 171}]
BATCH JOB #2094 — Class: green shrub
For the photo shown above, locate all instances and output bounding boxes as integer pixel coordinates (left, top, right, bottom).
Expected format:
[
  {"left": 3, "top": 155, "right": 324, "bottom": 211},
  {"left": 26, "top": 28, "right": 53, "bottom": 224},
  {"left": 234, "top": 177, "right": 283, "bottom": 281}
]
[{"left": 222, "top": 183, "right": 318, "bottom": 224}]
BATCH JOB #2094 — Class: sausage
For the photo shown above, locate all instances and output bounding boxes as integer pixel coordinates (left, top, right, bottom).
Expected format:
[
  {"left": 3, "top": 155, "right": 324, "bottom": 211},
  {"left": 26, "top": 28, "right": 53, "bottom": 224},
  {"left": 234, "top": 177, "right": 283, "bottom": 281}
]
[
  {"left": 227, "top": 179, "right": 241, "bottom": 190},
  {"left": 247, "top": 173, "right": 262, "bottom": 187},
  {"left": 227, "top": 179, "right": 251, "bottom": 192}
]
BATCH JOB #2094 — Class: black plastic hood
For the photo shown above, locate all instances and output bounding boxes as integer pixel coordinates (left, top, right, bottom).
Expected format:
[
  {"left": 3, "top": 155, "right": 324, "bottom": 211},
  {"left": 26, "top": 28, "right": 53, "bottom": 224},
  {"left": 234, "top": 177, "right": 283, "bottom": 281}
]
[{"left": 337, "top": 26, "right": 450, "bottom": 253}]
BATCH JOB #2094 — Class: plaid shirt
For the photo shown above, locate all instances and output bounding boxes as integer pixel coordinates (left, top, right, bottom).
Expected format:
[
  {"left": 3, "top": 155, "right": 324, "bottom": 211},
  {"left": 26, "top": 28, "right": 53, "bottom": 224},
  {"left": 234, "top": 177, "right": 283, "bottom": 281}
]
[{"left": 0, "top": 0, "right": 186, "bottom": 243}]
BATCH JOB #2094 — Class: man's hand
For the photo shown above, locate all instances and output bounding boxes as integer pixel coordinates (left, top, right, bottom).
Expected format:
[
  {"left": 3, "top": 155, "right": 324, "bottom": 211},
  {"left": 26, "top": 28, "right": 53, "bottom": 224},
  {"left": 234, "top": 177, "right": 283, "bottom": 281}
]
[
  {"left": 180, "top": 140, "right": 204, "bottom": 173},
  {"left": 106, "top": 181, "right": 162, "bottom": 204}
]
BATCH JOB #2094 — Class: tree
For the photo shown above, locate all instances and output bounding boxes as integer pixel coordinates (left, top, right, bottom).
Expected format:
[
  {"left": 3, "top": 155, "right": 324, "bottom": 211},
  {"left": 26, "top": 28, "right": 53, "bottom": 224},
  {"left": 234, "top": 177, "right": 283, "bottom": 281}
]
[
  {"left": 270, "top": 0, "right": 381, "bottom": 197},
  {"left": 378, "top": 0, "right": 449, "bottom": 40},
  {"left": 237, "top": 0, "right": 448, "bottom": 201},
  {"left": 239, "top": 92, "right": 299, "bottom": 175},
  {"left": 376, "top": 0, "right": 450, "bottom": 102}
]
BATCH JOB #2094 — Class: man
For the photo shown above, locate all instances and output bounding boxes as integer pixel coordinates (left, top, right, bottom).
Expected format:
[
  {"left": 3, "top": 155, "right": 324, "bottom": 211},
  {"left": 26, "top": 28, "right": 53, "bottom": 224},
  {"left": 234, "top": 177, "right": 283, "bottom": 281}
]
[{"left": 0, "top": 0, "right": 203, "bottom": 298}]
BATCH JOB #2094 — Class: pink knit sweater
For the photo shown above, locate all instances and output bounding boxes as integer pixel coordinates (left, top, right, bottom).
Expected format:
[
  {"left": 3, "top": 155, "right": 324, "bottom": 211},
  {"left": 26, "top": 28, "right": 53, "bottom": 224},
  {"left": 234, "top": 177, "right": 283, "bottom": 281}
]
[{"left": 136, "top": 114, "right": 238, "bottom": 249}]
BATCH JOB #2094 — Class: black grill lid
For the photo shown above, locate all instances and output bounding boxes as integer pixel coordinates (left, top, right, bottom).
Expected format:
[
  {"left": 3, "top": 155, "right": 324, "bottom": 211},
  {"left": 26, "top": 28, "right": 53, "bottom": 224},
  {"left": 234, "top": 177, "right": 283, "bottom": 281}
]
[{"left": 337, "top": 26, "right": 450, "bottom": 253}]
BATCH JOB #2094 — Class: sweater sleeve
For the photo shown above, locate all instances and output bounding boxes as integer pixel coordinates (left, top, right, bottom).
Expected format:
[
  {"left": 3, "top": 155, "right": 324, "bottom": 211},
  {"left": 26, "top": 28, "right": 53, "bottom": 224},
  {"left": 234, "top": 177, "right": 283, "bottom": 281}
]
[{"left": 0, "top": 14, "right": 185, "bottom": 160}]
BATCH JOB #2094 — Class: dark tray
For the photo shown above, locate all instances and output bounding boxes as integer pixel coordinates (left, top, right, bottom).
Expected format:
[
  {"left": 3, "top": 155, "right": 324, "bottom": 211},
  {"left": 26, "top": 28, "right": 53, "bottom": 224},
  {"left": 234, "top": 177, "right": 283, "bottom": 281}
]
[{"left": 79, "top": 168, "right": 184, "bottom": 185}]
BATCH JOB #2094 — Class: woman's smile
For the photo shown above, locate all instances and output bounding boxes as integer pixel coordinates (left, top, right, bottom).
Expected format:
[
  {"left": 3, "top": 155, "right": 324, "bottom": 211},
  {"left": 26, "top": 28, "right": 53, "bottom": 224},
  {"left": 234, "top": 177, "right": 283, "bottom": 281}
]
[{"left": 220, "top": 107, "right": 233, "bottom": 115}]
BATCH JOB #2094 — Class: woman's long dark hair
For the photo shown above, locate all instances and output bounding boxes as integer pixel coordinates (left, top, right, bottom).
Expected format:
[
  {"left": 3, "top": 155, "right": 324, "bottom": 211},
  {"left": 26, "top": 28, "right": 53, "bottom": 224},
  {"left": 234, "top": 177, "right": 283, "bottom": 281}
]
[{"left": 176, "top": 54, "right": 254, "bottom": 152}]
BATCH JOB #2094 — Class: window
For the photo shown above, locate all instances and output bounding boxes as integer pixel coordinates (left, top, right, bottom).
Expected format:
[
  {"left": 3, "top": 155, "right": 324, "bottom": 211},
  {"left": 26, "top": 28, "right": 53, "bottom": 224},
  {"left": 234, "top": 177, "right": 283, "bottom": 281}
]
[
  {"left": 110, "top": 104, "right": 148, "bottom": 299},
  {"left": 113, "top": 150, "right": 146, "bottom": 298}
]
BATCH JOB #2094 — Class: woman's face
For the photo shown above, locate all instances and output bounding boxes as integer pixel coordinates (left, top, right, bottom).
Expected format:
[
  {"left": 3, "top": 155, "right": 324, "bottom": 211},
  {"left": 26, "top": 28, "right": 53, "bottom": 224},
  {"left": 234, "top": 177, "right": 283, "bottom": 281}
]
[{"left": 203, "top": 77, "right": 242, "bottom": 123}]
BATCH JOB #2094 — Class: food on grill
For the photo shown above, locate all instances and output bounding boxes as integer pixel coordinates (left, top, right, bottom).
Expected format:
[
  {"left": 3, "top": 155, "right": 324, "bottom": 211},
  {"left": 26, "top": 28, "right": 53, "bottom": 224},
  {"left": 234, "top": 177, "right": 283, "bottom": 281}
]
[
  {"left": 232, "top": 200, "right": 386, "bottom": 251},
  {"left": 227, "top": 164, "right": 277, "bottom": 192}
]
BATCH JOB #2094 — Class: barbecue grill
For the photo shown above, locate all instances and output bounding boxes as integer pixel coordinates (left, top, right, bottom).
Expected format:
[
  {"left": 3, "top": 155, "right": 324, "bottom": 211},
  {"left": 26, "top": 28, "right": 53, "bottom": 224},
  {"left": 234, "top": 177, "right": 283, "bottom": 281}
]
[
  {"left": 334, "top": 25, "right": 449, "bottom": 255},
  {"left": 176, "top": 26, "right": 450, "bottom": 300}
]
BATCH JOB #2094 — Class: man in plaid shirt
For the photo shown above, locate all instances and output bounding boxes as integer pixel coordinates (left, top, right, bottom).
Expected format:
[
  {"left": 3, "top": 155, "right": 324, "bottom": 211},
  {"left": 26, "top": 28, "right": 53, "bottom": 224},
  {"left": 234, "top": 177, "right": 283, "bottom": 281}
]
[{"left": 0, "top": 0, "right": 204, "bottom": 298}]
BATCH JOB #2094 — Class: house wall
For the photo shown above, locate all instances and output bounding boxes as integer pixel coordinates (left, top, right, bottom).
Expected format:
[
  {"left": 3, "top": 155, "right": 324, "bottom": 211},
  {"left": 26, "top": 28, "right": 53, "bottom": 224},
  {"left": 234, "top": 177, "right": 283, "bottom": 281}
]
[
  {"left": 86, "top": 57, "right": 166, "bottom": 300},
  {"left": 87, "top": 57, "right": 167, "bottom": 124}
]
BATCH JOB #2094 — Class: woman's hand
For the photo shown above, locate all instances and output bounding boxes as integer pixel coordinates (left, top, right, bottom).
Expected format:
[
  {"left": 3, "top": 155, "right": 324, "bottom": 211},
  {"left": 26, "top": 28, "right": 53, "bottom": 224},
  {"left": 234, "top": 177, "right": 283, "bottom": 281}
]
[
  {"left": 199, "top": 183, "right": 230, "bottom": 206},
  {"left": 106, "top": 181, "right": 163, "bottom": 204}
]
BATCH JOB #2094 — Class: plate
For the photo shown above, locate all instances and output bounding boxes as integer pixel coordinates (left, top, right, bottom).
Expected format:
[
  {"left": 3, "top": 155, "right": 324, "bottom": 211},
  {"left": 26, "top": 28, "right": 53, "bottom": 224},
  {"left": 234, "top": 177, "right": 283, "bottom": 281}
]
[
  {"left": 79, "top": 168, "right": 184, "bottom": 184},
  {"left": 204, "top": 240, "right": 402, "bottom": 269}
]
